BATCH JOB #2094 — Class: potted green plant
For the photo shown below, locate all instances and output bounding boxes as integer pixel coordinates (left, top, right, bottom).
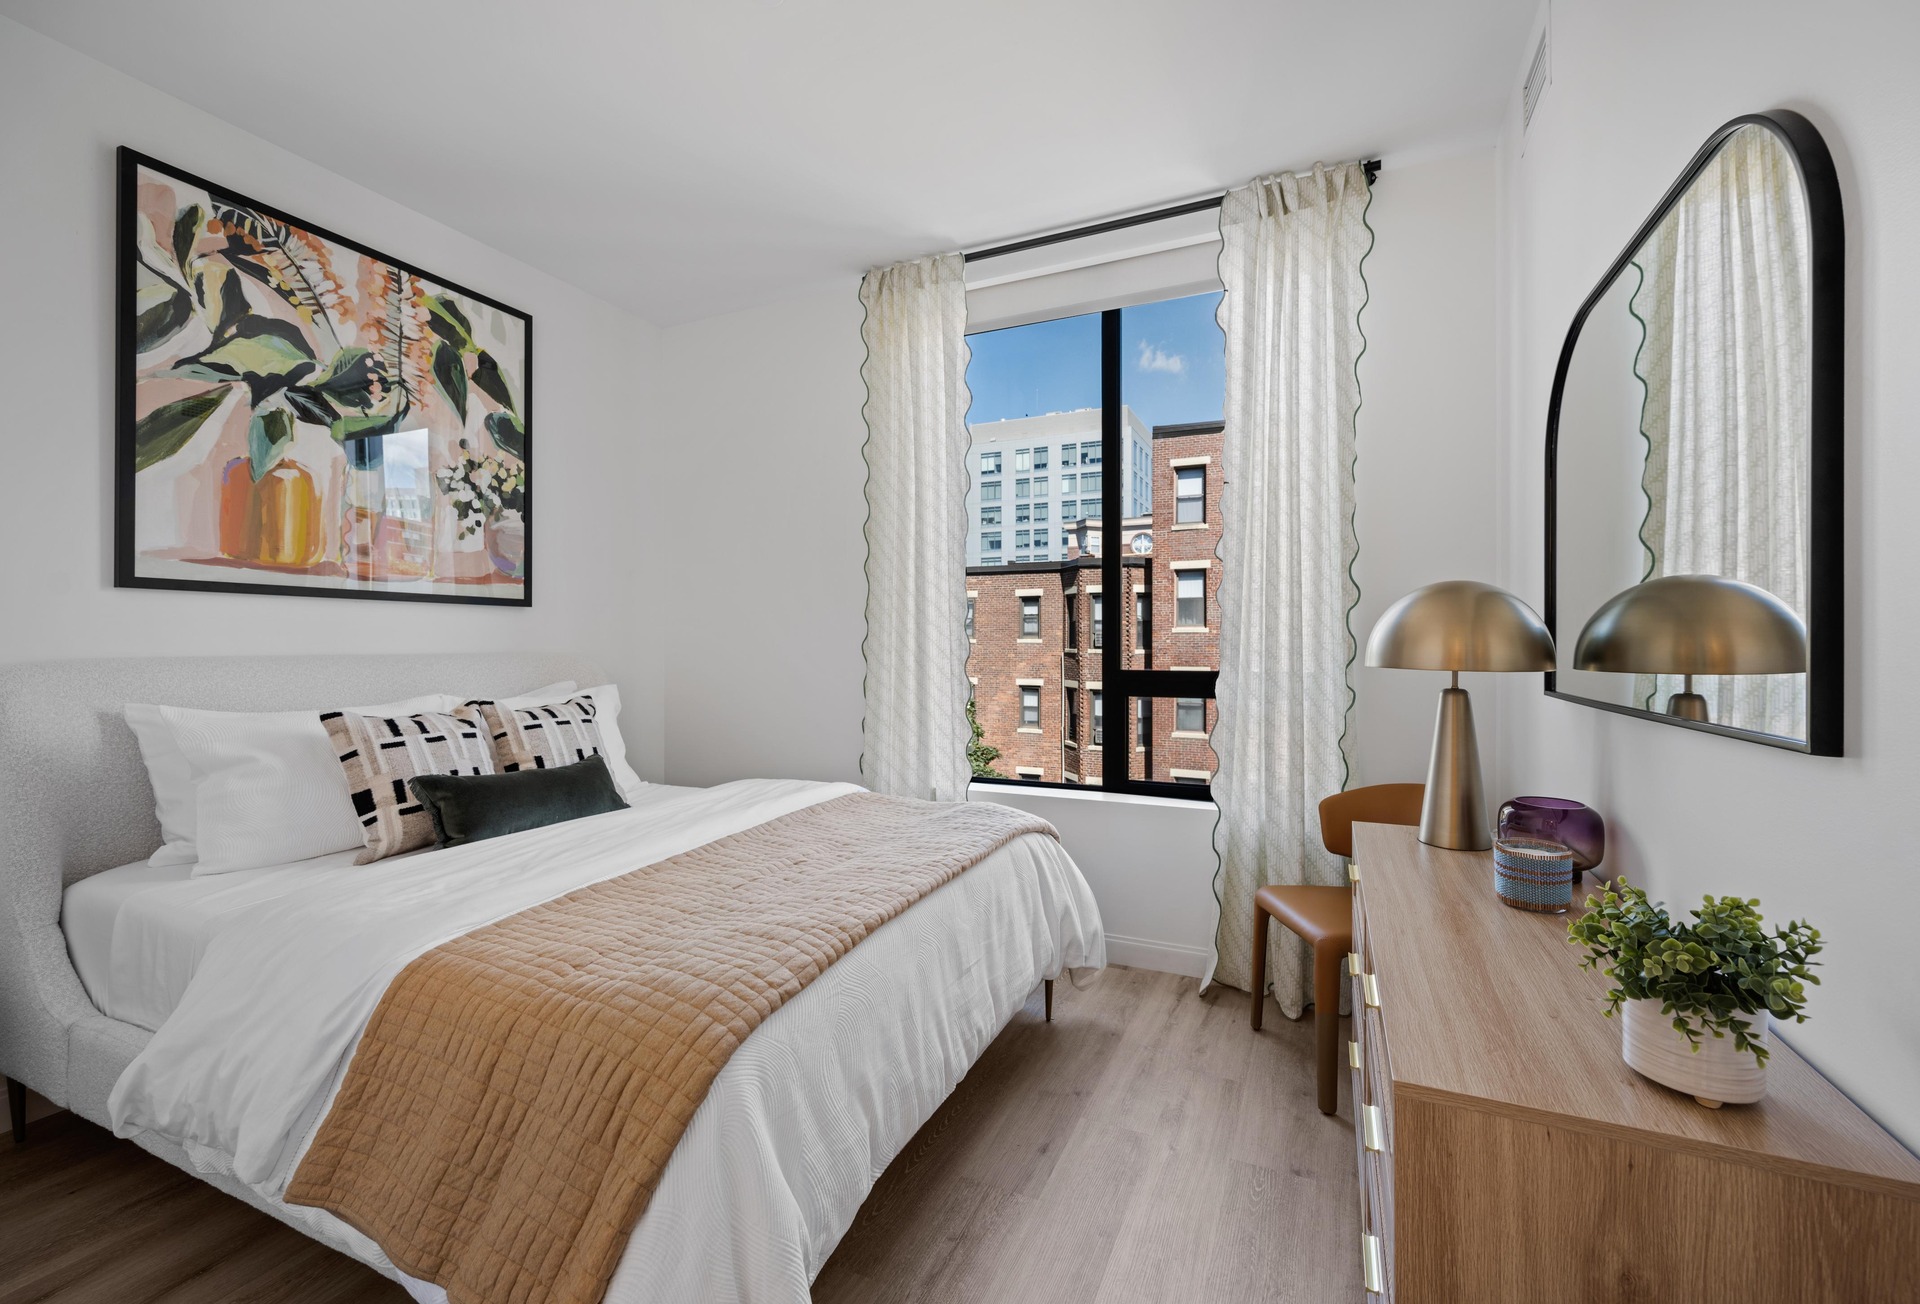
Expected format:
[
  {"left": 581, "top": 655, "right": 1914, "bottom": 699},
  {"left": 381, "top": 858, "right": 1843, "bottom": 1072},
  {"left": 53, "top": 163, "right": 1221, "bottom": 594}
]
[{"left": 1566, "top": 878, "right": 1820, "bottom": 1108}]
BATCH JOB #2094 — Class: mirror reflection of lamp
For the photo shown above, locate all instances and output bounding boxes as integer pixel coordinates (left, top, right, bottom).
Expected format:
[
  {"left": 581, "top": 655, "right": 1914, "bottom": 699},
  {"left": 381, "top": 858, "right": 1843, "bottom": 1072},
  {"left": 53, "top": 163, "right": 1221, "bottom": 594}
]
[{"left": 1572, "top": 575, "right": 1808, "bottom": 724}]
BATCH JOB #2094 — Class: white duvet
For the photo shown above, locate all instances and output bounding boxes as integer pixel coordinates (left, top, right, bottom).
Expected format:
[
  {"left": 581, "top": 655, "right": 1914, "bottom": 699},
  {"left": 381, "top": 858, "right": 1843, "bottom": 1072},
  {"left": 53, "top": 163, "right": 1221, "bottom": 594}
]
[{"left": 109, "top": 779, "right": 1105, "bottom": 1303}]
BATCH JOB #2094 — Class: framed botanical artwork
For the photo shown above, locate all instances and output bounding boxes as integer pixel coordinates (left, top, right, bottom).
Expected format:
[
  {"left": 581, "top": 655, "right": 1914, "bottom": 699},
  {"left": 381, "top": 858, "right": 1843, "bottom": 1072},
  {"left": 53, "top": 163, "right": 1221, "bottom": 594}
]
[{"left": 116, "top": 148, "right": 533, "bottom": 605}]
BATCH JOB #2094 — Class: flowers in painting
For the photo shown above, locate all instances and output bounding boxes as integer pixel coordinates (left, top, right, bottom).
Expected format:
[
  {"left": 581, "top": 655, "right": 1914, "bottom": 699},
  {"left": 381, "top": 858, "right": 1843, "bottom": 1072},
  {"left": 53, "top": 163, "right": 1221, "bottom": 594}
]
[{"left": 438, "top": 442, "right": 527, "bottom": 538}]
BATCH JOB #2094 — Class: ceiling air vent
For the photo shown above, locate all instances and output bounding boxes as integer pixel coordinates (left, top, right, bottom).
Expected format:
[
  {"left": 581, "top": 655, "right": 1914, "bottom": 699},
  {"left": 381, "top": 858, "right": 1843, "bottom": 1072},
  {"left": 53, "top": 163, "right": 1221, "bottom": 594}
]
[{"left": 1522, "top": 25, "right": 1551, "bottom": 131}]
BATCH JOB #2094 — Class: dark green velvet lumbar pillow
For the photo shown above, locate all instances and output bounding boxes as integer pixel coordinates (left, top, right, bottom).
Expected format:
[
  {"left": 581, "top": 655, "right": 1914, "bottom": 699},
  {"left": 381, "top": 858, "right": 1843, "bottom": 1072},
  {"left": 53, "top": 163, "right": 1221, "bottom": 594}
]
[{"left": 407, "top": 753, "right": 629, "bottom": 849}]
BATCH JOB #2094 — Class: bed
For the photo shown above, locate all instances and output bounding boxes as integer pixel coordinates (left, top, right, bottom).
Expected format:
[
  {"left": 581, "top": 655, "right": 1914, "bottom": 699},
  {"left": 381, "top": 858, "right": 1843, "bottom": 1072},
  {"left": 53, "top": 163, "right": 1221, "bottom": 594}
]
[{"left": 0, "top": 653, "right": 1105, "bottom": 1303}]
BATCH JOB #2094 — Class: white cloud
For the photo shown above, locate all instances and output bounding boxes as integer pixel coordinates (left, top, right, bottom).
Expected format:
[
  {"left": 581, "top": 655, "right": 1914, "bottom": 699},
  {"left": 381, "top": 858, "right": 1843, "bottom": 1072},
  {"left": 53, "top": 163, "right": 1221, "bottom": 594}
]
[{"left": 1136, "top": 340, "right": 1186, "bottom": 375}]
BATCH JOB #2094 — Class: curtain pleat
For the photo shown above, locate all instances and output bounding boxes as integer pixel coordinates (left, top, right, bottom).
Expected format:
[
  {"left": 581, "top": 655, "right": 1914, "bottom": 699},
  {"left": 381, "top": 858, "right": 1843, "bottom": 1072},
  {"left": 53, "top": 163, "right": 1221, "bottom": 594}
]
[
  {"left": 1204, "top": 164, "right": 1372, "bottom": 1015},
  {"left": 859, "top": 254, "right": 973, "bottom": 801}
]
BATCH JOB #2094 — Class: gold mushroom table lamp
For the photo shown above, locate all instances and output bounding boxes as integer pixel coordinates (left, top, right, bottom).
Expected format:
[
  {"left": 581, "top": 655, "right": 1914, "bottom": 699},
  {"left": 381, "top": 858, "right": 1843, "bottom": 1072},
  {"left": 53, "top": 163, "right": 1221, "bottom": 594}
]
[
  {"left": 1366, "top": 580, "right": 1557, "bottom": 851},
  {"left": 1573, "top": 575, "right": 1808, "bottom": 724}
]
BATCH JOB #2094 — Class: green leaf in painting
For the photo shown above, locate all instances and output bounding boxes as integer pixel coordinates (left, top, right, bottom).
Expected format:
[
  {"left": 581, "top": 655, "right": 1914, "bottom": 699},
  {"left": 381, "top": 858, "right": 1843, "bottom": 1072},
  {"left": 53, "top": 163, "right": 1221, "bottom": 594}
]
[
  {"left": 133, "top": 390, "right": 227, "bottom": 471},
  {"left": 470, "top": 349, "right": 515, "bottom": 414},
  {"left": 331, "top": 398, "right": 411, "bottom": 444},
  {"left": 431, "top": 340, "right": 468, "bottom": 423},
  {"left": 485, "top": 410, "right": 525, "bottom": 460},
  {"left": 196, "top": 315, "right": 315, "bottom": 378},
  {"left": 282, "top": 385, "right": 337, "bottom": 426},
  {"left": 309, "top": 346, "right": 377, "bottom": 409},
  {"left": 212, "top": 266, "right": 249, "bottom": 340},
  {"left": 247, "top": 408, "right": 295, "bottom": 481},
  {"left": 172, "top": 204, "right": 204, "bottom": 272},
  {"left": 422, "top": 295, "right": 474, "bottom": 351},
  {"left": 134, "top": 282, "right": 193, "bottom": 353}
]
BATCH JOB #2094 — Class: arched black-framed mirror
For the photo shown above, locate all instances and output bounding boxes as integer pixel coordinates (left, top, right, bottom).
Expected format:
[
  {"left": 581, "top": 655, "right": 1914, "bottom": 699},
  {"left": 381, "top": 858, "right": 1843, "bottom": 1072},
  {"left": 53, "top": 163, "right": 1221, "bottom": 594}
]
[{"left": 1544, "top": 109, "right": 1844, "bottom": 755}]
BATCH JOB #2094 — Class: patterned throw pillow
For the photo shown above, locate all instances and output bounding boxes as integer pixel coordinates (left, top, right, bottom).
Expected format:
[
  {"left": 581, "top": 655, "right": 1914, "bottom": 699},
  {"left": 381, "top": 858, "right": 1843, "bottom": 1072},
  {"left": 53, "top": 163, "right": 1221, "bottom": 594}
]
[
  {"left": 321, "top": 707, "right": 495, "bottom": 863},
  {"left": 470, "top": 694, "right": 608, "bottom": 775}
]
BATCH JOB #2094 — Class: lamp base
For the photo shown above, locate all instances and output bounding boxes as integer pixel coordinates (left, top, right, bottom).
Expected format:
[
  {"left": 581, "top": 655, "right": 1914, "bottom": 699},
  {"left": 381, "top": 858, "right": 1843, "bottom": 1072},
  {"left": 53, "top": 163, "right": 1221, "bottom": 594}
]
[
  {"left": 1420, "top": 686, "right": 1490, "bottom": 851},
  {"left": 1666, "top": 691, "right": 1710, "bottom": 723}
]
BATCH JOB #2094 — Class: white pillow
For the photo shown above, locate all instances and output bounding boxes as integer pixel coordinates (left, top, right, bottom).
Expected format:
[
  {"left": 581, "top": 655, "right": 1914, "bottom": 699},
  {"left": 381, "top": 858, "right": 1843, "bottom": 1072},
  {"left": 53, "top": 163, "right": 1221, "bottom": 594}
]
[
  {"left": 485, "top": 681, "right": 646, "bottom": 799},
  {"left": 125, "top": 703, "right": 199, "bottom": 867},
  {"left": 169, "top": 693, "right": 457, "bottom": 876}
]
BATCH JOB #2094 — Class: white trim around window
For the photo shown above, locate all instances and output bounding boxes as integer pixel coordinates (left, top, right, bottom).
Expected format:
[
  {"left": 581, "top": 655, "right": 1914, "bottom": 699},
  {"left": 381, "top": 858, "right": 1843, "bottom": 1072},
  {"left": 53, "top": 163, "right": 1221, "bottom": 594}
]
[
  {"left": 1169, "top": 559, "right": 1212, "bottom": 570},
  {"left": 1168, "top": 455, "right": 1213, "bottom": 468}
]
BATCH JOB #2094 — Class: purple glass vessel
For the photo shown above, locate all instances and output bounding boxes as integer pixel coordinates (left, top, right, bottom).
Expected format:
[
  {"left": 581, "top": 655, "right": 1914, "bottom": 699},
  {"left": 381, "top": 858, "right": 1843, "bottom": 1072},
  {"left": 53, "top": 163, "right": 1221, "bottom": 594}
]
[{"left": 1496, "top": 797, "right": 1605, "bottom": 879}]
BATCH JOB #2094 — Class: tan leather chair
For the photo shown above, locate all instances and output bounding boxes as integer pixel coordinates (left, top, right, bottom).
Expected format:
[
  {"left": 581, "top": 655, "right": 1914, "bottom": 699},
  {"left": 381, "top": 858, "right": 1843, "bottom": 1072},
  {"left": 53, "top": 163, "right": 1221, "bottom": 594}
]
[{"left": 1251, "top": 783, "right": 1424, "bottom": 1115}]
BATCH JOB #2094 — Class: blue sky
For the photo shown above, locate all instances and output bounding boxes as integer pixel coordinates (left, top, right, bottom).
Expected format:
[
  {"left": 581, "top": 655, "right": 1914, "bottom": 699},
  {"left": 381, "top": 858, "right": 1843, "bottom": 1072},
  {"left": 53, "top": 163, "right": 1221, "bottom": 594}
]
[{"left": 964, "top": 291, "right": 1225, "bottom": 431}]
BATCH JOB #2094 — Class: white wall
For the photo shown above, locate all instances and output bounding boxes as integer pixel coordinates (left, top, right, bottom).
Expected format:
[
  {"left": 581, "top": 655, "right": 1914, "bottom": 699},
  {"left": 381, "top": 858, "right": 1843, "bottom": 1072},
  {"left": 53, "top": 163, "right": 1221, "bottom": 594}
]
[
  {"left": 1490, "top": 0, "right": 1920, "bottom": 1149},
  {"left": 654, "top": 152, "right": 1501, "bottom": 972},
  {"left": 0, "top": 18, "right": 666, "bottom": 780}
]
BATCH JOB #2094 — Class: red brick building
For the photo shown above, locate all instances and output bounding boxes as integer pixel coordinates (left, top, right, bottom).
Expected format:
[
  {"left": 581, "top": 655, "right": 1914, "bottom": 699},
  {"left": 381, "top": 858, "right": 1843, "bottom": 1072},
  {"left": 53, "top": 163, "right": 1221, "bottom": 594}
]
[{"left": 967, "top": 420, "right": 1223, "bottom": 787}]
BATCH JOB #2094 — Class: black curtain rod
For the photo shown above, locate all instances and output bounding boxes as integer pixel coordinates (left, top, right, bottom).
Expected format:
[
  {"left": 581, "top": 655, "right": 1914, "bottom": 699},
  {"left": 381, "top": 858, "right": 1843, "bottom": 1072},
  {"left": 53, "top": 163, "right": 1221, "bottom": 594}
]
[{"left": 964, "top": 158, "right": 1381, "bottom": 264}]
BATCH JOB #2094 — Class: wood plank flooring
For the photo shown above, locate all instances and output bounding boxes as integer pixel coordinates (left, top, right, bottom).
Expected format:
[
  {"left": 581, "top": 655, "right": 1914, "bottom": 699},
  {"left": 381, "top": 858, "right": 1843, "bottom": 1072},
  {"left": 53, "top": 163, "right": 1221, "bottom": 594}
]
[{"left": 1, "top": 968, "right": 1358, "bottom": 1302}]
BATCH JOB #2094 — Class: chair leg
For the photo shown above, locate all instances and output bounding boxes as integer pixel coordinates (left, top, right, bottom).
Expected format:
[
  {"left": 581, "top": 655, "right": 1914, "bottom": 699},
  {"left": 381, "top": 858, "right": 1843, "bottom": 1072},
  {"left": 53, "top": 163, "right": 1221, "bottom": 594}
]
[
  {"left": 7, "top": 1077, "right": 24, "bottom": 1145},
  {"left": 1312, "top": 941, "right": 1342, "bottom": 1116},
  {"left": 1250, "top": 901, "right": 1271, "bottom": 1031},
  {"left": 1044, "top": 979, "right": 1053, "bottom": 1022}
]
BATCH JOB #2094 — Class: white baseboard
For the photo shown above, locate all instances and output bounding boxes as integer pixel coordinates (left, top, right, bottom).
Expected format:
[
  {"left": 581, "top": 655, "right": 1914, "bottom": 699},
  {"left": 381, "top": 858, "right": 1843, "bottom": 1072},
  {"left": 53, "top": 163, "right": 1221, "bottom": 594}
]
[{"left": 1104, "top": 933, "right": 1211, "bottom": 978}]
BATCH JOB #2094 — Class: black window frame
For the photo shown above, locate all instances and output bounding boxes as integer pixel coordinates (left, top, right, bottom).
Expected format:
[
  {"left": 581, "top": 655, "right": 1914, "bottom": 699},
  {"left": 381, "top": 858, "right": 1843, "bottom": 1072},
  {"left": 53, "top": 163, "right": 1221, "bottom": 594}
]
[
  {"left": 1175, "top": 464, "right": 1206, "bottom": 524},
  {"left": 970, "top": 309, "right": 1217, "bottom": 802},
  {"left": 1019, "top": 594, "right": 1041, "bottom": 638}
]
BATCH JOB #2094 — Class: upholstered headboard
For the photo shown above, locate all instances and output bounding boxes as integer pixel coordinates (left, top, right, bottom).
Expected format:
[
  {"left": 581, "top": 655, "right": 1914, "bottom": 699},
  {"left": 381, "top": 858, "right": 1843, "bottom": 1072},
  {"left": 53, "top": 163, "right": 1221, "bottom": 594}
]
[{"left": 0, "top": 652, "right": 607, "bottom": 1113}]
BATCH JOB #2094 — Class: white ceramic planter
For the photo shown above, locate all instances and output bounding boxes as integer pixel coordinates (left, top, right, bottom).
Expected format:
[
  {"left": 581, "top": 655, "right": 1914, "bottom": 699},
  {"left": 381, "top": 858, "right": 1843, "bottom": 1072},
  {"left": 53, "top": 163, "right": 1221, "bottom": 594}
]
[{"left": 1621, "top": 997, "right": 1769, "bottom": 1108}]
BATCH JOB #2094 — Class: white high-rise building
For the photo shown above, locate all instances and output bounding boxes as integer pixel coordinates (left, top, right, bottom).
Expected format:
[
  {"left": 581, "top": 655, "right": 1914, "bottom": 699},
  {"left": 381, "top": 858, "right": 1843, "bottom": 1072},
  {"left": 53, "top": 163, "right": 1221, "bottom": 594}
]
[{"left": 963, "top": 408, "right": 1152, "bottom": 566}]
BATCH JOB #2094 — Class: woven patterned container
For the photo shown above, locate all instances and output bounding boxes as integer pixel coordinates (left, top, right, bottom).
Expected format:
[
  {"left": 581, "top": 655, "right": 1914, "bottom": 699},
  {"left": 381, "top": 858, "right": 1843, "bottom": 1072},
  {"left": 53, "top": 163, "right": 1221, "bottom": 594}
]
[{"left": 1492, "top": 836, "right": 1574, "bottom": 913}]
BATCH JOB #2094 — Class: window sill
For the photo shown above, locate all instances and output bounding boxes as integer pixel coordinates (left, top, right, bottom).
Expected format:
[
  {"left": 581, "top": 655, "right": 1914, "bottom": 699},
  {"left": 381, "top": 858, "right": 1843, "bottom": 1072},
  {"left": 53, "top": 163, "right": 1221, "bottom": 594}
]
[
  {"left": 1170, "top": 730, "right": 1212, "bottom": 740},
  {"left": 968, "top": 780, "right": 1216, "bottom": 811},
  {"left": 1017, "top": 726, "right": 1043, "bottom": 734},
  {"left": 1170, "top": 522, "right": 1209, "bottom": 531},
  {"left": 1017, "top": 637, "right": 1044, "bottom": 644},
  {"left": 1171, "top": 626, "right": 1210, "bottom": 634}
]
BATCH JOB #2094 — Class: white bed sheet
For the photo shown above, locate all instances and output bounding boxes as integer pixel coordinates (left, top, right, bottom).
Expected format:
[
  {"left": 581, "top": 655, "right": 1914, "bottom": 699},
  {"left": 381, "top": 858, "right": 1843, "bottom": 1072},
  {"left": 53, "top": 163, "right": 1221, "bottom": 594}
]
[{"left": 105, "top": 779, "right": 1105, "bottom": 1304}]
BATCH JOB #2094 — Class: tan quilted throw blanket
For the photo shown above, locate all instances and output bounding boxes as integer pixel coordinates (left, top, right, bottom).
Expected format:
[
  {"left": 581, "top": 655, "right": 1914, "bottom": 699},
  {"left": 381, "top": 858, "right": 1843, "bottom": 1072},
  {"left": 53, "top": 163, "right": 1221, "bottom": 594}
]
[{"left": 284, "top": 792, "right": 1056, "bottom": 1304}]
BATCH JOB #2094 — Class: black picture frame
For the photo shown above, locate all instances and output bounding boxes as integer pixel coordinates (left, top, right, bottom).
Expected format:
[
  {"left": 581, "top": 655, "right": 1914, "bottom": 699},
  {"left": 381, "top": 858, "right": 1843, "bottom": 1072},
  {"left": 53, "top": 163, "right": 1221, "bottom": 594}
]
[
  {"left": 115, "top": 147, "right": 534, "bottom": 607},
  {"left": 1542, "top": 109, "right": 1843, "bottom": 756}
]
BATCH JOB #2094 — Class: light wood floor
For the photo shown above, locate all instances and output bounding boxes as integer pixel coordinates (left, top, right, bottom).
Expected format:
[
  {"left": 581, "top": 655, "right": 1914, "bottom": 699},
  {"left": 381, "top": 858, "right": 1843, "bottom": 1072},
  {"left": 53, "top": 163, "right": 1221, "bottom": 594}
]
[{"left": 1, "top": 968, "right": 1358, "bottom": 1303}]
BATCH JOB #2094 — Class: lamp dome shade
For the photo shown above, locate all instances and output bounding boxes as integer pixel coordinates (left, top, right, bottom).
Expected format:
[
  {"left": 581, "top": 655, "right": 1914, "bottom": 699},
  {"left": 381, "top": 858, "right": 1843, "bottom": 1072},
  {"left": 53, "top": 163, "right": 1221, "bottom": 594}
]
[
  {"left": 1573, "top": 575, "right": 1806, "bottom": 675},
  {"left": 1365, "top": 580, "right": 1556, "bottom": 672}
]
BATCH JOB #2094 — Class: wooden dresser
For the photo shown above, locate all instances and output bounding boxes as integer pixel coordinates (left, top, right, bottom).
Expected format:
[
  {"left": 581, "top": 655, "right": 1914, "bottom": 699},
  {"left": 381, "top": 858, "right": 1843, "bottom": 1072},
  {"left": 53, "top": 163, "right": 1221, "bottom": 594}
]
[{"left": 1348, "top": 822, "right": 1920, "bottom": 1303}]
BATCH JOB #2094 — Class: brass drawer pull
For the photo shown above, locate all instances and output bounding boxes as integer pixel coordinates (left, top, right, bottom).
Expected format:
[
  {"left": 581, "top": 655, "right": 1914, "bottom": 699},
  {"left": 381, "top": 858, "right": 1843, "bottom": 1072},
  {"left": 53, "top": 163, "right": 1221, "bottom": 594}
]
[
  {"left": 1348, "top": 952, "right": 1361, "bottom": 977},
  {"left": 1362, "top": 1231, "right": 1384, "bottom": 1294},
  {"left": 1348, "top": 862, "right": 1360, "bottom": 883},
  {"left": 1362, "top": 971, "right": 1381, "bottom": 1008},
  {"left": 1349, "top": 1039, "right": 1362, "bottom": 1070},
  {"left": 1363, "top": 1103, "right": 1387, "bottom": 1153}
]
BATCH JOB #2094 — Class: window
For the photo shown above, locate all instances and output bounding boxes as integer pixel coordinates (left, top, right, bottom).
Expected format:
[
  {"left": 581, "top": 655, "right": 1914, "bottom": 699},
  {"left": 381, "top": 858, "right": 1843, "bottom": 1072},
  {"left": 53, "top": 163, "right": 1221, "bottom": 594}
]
[
  {"left": 1034, "top": 475, "right": 1048, "bottom": 497},
  {"left": 980, "top": 451, "right": 1001, "bottom": 474},
  {"left": 1176, "top": 465, "right": 1205, "bottom": 524},
  {"left": 1014, "top": 503, "right": 1030, "bottom": 525},
  {"left": 1080, "top": 470, "right": 1102, "bottom": 495},
  {"left": 1091, "top": 690, "right": 1104, "bottom": 746},
  {"left": 981, "top": 506, "right": 1001, "bottom": 527},
  {"left": 965, "top": 597, "right": 975, "bottom": 641},
  {"left": 1091, "top": 594, "right": 1104, "bottom": 649},
  {"left": 1013, "top": 477, "right": 1028, "bottom": 499},
  {"left": 1015, "top": 448, "right": 1031, "bottom": 472},
  {"left": 1080, "top": 498, "right": 1101, "bottom": 520},
  {"left": 1136, "top": 697, "right": 1150, "bottom": 746},
  {"left": 1066, "top": 594, "right": 1079, "bottom": 648},
  {"left": 1081, "top": 443, "right": 1102, "bottom": 466},
  {"left": 980, "top": 481, "right": 1001, "bottom": 502},
  {"left": 1034, "top": 446, "right": 1049, "bottom": 470},
  {"left": 1135, "top": 591, "right": 1151, "bottom": 649},
  {"left": 1015, "top": 529, "right": 1031, "bottom": 550},
  {"left": 1176, "top": 569, "right": 1205, "bottom": 627},
  {"left": 1033, "top": 502, "right": 1049, "bottom": 523},
  {"left": 1066, "top": 687, "right": 1080, "bottom": 742},
  {"left": 1176, "top": 698, "right": 1206, "bottom": 732},
  {"left": 1020, "top": 595, "right": 1040, "bottom": 637},
  {"left": 1060, "top": 473, "right": 1077, "bottom": 496},
  {"left": 1061, "top": 442, "right": 1076, "bottom": 464},
  {"left": 1020, "top": 685, "right": 1040, "bottom": 727},
  {"left": 982, "top": 532, "right": 1002, "bottom": 553}
]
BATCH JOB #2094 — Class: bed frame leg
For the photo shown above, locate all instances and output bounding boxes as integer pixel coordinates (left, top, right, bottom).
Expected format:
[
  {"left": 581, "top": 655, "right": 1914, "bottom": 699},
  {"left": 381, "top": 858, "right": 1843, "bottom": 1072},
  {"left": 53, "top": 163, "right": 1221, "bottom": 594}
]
[
  {"left": 1044, "top": 979, "right": 1053, "bottom": 1023},
  {"left": 7, "top": 1077, "right": 24, "bottom": 1145}
]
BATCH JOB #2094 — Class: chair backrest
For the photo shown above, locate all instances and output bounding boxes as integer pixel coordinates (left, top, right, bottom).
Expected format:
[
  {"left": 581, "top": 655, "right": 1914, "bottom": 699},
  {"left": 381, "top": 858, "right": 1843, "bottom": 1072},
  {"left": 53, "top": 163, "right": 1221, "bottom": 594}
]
[{"left": 1318, "top": 783, "right": 1425, "bottom": 860}]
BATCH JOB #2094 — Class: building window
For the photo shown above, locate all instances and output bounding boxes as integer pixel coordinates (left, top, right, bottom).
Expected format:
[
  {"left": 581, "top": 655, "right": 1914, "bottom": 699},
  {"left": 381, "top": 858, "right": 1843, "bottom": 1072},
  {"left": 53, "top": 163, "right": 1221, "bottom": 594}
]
[
  {"left": 1176, "top": 698, "right": 1206, "bottom": 732},
  {"left": 1081, "top": 443, "right": 1102, "bottom": 466},
  {"left": 1080, "top": 498, "right": 1101, "bottom": 520},
  {"left": 1034, "top": 475, "right": 1048, "bottom": 497},
  {"left": 1080, "top": 469, "right": 1102, "bottom": 495},
  {"left": 1136, "top": 697, "right": 1151, "bottom": 746},
  {"left": 1014, "top": 503, "right": 1031, "bottom": 524},
  {"left": 1066, "top": 594, "right": 1079, "bottom": 648},
  {"left": 1176, "top": 569, "right": 1205, "bottom": 627},
  {"left": 1034, "top": 446, "right": 1049, "bottom": 470},
  {"left": 1136, "top": 591, "right": 1151, "bottom": 649},
  {"left": 965, "top": 597, "right": 975, "bottom": 641},
  {"left": 1066, "top": 687, "right": 1080, "bottom": 742},
  {"left": 1034, "top": 502, "right": 1049, "bottom": 523},
  {"left": 982, "top": 532, "right": 1002, "bottom": 553},
  {"left": 981, "top": 506, "right": 1001, "bottom": 527},
  {"left": 981, "top": 451, "right": 1001, "bottom": 474},
  {"left": 1060, "top": 473, "right": 1076, "bottom": 497},
  {"left": 1176, "top": 465, "right": 1205, "bottom": 524},
  {"left": 980, "top": 481, "right": 1001, "bottom": 502},
  {"left": 1015, "top": 477, "right": 1030, "bottom": 499},
  {"left": 1091, "top": 594, "right": 1105, "bottom": 649},
  {"left": 1020, "top": 595, "right": 1040, "bottom": 637},
  {"left": 1061, "top": 442, "right": 1076, "bottom": 464},
  {"left": 1015, "top": 448, "right": 1031, "bottom": 472},
  {"left": 1091, "top": 690, "right": 1104, "bottom": 746},
  {"left": 1020, "top": 685, "right": 1041, "bottom": 727}
]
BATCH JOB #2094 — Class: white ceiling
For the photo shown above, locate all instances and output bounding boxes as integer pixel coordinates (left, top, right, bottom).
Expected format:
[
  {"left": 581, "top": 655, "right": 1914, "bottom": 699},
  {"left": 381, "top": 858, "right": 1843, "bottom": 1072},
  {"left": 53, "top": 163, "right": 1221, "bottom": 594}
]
[{"left": 4, "top": 0, "right": 1536, "bottom": 325}]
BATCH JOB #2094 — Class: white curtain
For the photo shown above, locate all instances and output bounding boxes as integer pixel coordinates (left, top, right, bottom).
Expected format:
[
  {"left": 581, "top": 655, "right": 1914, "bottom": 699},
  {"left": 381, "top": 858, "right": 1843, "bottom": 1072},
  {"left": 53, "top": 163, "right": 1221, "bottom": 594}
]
[
  {"left": 1204, "top": 164, "right": 1372, "bottom": 1014},
  {"left": 1633, "top": 125, "right": 1811, "bottom": 737},
  {"left": 859, "top": 253, "right": 973, "bottom": 801}
]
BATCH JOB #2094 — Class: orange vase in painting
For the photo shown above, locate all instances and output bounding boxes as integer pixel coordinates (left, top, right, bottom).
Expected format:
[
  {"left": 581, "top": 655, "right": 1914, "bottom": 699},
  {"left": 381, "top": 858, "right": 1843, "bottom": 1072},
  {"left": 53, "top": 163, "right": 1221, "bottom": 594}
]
[{"left": 218, "top": 457, "right": 325, "bottom": 569}]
